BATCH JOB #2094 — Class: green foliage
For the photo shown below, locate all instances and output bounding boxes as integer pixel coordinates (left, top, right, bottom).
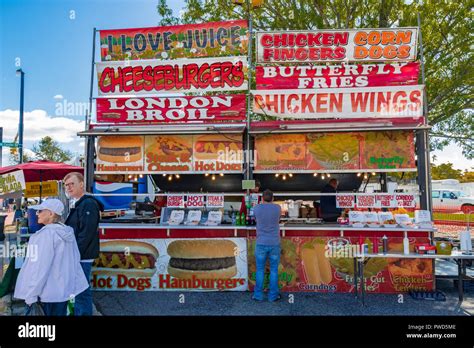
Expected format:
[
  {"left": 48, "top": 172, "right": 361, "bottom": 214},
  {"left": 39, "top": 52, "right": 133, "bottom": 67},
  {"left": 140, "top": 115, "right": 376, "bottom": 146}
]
[
  {"left": 31, "top": 136, "right": 73, "bottom": 163},
  {"left": 157, "top": 0, "right": 473, "bottom": 158},
  {"left": 431, "top": 162, "right": 463, "bottom": 180}
]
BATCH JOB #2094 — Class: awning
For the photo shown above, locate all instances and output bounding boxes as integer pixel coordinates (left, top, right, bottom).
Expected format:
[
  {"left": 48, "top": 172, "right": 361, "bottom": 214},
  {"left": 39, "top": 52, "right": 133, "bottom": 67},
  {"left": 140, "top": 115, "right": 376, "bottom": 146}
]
[
  {"left": 249, "top": 119, "right": 430, "bottom": 134},
  {"left": 78, "top": 123, "right": 247, "bottom": 136}
]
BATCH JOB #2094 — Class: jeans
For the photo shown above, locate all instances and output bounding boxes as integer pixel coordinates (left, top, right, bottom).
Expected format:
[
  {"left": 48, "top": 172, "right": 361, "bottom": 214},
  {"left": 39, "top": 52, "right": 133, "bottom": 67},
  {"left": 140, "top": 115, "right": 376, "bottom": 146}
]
[
  {"left": 74, "top": 262, "right": 93, "bottom": 316},
  {"left": 253, "top": 244, "right": 280, "bottom": 301},
  {"left": 41, "top": 302, "right": 68, "bottom": 316}
]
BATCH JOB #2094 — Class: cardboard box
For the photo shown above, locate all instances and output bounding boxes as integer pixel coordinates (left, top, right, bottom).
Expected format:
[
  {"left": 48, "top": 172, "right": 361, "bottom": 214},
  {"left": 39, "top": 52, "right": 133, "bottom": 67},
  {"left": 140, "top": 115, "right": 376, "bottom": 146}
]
[{"left": 300, "top": 207, "right": 317, "bottom": 218}]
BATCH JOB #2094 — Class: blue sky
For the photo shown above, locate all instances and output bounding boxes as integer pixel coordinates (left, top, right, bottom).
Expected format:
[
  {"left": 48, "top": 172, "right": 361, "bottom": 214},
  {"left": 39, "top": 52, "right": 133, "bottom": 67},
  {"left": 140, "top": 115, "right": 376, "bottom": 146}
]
[{"left": 0, "top": 0, "right": 471, "bottom": 170}]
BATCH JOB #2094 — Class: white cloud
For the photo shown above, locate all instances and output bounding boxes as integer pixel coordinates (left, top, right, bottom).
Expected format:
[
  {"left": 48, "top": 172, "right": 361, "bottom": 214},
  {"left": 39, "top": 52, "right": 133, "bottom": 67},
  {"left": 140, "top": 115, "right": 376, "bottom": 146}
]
[
  {"left": 53, "top": 95, "right": 64, "bottom": 99},
  {"left": 0, "top": 109, "right": 85, "bottom": 166},
  {"left": 431, "top": 143, "right": 473, "bottom": 171},
  {"left": 0, "top": 109, "right": 85, "bottom": 143}
]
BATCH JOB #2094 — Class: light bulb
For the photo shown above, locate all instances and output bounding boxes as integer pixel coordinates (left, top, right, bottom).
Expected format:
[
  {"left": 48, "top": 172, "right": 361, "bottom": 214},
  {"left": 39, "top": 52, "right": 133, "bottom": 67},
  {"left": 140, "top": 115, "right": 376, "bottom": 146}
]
[
  {"left": 313, "top": 173, "right": 317, "bottom": 177},
  {"left": 205, "top": 173, "right": 209, "bottom": 177},
  {"left": 372, "top": 172, "right": 376, "bottom": 176},
  {"left": 175, "top": 174, "right": 180, "bottom": 179},
  {"left": 327, "top": 173, "right": 331, "bottom": 177},
  {"left": 212, "top": 175, "right": 216, "bottom": 180},
  {"left": 364, "top": 174, "right": 368, "bottom": 179},
  {"left": 162, "top": 174, "right": 166, "bottom": 177},
  {"left": 357, "top": 173, "right": 361, "bottom": 177},
  {"left": 275, "top": 173, "right": 279, "bottom": 177},
  {"left": 139, "top": 174, "right": 143, "bottom": 178},
  {"left": 321, "top": 175, "right": 325, "bottom": 180},
  {"left": 128, "top": 175, "right": 132, "bottom": 179},
  {"left": 168, "top": 176, "right": 172, "bottom": 181},
  {"left": 219, "top": 173, "right": 224, "bottom": 176},
  {"left": 288, "top": 173, "right": 293, "bottom": 177}
]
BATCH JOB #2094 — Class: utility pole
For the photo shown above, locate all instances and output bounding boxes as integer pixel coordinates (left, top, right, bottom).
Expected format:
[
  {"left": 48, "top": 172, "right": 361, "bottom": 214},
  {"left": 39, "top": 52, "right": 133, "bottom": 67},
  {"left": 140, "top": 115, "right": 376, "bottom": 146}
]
[{"left": 16, "top": 68, "right": 25, "bottom": 164}]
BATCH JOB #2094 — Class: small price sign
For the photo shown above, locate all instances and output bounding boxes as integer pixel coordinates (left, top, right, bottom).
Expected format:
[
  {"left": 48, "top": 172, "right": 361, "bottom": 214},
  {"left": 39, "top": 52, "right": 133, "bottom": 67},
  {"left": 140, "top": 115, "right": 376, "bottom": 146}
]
[
  {"left": 206, "top": 195, "right": 224, "bottom": 208},
  {"left": 186, "top": 195, "right": 205, "bottom": 208},
  {"left": 336, "top": 195, "right": 355, "bottom": 208},
  {"left": 167, "top": 195, "right": 185, "bottom": 208}
]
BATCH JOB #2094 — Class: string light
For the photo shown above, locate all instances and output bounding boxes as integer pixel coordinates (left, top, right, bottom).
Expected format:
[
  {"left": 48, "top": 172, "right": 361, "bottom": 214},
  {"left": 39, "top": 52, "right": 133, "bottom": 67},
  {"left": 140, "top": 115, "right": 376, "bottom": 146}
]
[
  {"left": 313, "top": 173, "right": 318, "bottom": 177},
  {"left": 288, "top": 173, "right": 293, "bottom": 177},
  {"left": 211, "top": 175, "right": 216, "bottom": 181},
  {"left": 372, "top": 172, "right": 376, "bottom": 176},
  {"left": 205, "top": 173, "right": 209, "bottom": 177},
  {"left": 275, "top": 173, "right": 279, "bottom": 177},
  {"left": 327, "top": 173, "right": 331, "bottom": 177},
  {"left": 219, "top": 173, "right": 224, "bottom": 177},
  {"left": 282, "top": 175, "right": 287, "bottom": 180},
  {"left": 357, "top": 173, "right": 361, "bottom": 177},
  {"left": 321, "top": 175, "right": 325, "bottom": 180},
  {"left": 175, "top": 174, "right": 180, "bottom": 179},
  {"left": 162, "top": 174, "right": 167, "bottom": 177},
  {"left": 364, "top": 174, "right": 368, "bottom": 179},
  {"left": 139, "top": 174, "right": 144, "bottom": 178},
  {"left": 128, "top": 175, "right": 132, "bottom": 179},
  {"left": 167, "top": 176, "right": 172, "bottom": 181}
]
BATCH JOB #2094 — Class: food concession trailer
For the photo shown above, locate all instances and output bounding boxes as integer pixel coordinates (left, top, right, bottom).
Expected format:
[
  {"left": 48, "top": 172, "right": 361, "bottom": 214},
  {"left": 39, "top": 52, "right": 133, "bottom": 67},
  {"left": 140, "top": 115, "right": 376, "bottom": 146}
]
[{"left": 79, "top": 20, "right": 437, "bottom": 294}]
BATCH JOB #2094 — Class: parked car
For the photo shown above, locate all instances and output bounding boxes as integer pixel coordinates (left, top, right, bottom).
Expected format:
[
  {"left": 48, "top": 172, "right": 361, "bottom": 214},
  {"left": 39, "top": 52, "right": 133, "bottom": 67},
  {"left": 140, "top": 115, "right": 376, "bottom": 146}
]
[{"left": 431, "top": 189, "right": 474, "bottom": 214}]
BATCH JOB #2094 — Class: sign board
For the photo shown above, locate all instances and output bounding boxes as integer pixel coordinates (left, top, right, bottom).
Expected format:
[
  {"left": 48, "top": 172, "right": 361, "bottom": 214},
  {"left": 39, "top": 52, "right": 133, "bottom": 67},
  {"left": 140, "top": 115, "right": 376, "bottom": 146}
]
[
  {"left": 24, "top": 181, "right": 58, "bottom": 198},
  {"left": 0, "top": 170, "right": 25, "bottom": 196},
  {"left": 256, "top": 28, "right": 418, "bottom": 63}
]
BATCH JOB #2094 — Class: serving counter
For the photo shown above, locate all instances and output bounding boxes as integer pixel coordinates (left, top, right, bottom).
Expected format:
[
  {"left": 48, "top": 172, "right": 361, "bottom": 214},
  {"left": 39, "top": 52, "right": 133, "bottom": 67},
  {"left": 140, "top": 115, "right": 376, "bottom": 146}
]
[{"left": 93, "top": 223, "right": 436, "bottom": 294}]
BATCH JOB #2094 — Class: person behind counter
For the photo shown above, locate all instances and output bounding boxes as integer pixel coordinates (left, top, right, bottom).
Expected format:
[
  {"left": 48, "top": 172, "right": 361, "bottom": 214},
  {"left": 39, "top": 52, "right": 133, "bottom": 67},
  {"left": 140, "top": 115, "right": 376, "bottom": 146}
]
[
  {"left": 151, "top": 195, "right": 167, "bottom": 220},
  {"left": 320, "top": 178, "right": 342, "bottom": 222},
  {"left": 252, "top": 189, "right": 282, "bottom": 302}
]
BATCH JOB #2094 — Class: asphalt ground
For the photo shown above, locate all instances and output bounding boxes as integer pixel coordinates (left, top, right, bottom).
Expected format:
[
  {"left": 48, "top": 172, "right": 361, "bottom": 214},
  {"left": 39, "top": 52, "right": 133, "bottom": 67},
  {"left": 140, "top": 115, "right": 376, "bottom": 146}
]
[{"left": 93, "top": 279, "right": 473, "bottom": 316}]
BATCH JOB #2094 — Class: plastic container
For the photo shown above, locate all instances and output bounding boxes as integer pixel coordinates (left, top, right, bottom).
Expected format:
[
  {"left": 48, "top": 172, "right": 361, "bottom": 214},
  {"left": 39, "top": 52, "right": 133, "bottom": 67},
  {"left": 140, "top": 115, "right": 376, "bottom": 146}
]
[
  {"left": 382, "top": 235, "right": 388, "bottom": 254},
  {"left": 27, "top": 208, "right": 44, "bottom": 233}
]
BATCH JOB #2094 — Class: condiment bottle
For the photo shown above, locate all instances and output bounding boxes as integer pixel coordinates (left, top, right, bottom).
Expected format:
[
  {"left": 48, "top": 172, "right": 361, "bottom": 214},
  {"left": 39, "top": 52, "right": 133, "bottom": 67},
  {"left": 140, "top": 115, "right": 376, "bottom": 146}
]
[
  {"left": 373, "top": 236, "right": 379, "bottom": 253},
  {"left": 382, "top": 235, "right": 388, "bottom": 254},
  {"left": 403, "top": 234, "right": 410, "bottom": 255}
]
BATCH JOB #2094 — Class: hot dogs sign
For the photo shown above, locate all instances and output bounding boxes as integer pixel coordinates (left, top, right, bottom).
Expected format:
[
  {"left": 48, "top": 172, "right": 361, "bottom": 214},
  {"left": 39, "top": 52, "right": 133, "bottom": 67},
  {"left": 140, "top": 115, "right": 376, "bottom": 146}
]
[
  {"left": 92, "top": 238, "right": 248, "bottom": 291},
  {"left": 96, "top": 134, "right": 244, "bottom": 173}
]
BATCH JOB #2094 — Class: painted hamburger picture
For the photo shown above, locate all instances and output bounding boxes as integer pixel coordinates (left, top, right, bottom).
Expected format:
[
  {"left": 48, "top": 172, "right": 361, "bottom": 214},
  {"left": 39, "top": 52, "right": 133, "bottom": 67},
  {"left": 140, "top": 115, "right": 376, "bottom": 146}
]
[
  {"left": 97, "top": 135, "right": 143, "bottom": 163},
  {"left": 167, "top": 239, "right": 238, "bottom": 279}
]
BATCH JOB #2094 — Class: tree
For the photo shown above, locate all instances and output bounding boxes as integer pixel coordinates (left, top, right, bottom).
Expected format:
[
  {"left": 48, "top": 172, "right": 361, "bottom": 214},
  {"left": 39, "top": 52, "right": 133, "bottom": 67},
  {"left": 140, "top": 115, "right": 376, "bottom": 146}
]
[
  {"left": 431, "top": 162, "right": 462, "bottom": 180},
  {"left": 460, "top": 170, "right": 474, "bottom": 183},
  {"left": 157, "top": 0, "right": 473, "bottom": 158},
  {"left": 9, "top": 148, "right": 33, "bottom": 164},
  {"left": 31, "top": 136, "right": 73, "bottom": 163}
]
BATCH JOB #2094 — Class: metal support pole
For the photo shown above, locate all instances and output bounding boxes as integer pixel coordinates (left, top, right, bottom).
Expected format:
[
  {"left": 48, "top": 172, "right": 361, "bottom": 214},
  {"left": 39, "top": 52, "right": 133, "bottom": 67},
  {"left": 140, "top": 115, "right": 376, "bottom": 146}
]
[
  {"left": 416, "top": 14, "right": 433, "bottom": 214},
  {"left": 18, "top": 70, "right": 25, "bottom": 164},
  {"left": 85, "top": 28, "right": 97, "bottom": 193},
  {"left": 245, "top": 0, "right": 253, "bottom": 181}
]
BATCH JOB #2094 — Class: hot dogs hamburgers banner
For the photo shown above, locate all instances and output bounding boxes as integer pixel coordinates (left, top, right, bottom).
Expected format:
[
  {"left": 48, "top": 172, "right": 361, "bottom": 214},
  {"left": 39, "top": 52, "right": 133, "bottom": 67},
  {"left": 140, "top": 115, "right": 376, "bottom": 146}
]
[
  {"left": 92, "top": 238, "right": 248, "bottom": 291},
  {"left": 256, "top": 62, "right": 420, "bottom": 90},
  {"left": 99, "top": 20, "right": 248, "bottom": 61},
  {"left": 252, "top": 85, "right": 423, "bottom": 119},
  {"left": 97, "top": 56, "right": 248, "bottom": 96},
  {"left": 95, "top": 134, "right": 244, "bottom": 173},
  {"left": 96, "top": 94, "right": 246, "bottom": 124},
  {"left": 256, "top": 28, "right": 418, "bottom": 63}
]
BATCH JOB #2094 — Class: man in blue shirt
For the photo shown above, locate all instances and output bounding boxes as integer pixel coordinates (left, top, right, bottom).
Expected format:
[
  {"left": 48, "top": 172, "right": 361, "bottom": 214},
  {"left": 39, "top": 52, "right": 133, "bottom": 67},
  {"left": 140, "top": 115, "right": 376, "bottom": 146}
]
[{"left": 252, "top": 189, "right": 282, "bottom": 302}]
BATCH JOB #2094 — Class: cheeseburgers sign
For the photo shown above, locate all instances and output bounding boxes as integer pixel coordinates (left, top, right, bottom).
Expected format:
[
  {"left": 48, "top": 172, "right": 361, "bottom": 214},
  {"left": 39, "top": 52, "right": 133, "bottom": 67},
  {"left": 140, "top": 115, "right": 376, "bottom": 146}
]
[{"left": 92, "top": 238, "right": 248, "bottom": 291}]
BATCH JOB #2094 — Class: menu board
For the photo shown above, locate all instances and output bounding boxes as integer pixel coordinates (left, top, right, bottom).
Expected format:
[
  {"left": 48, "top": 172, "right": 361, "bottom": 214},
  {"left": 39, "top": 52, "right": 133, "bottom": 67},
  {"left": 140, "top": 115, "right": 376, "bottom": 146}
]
[
  {"left": 96, "top": 135, "right": 243, "bottom": 174},
  {"left": 254, "top": 131, "right": 414, "bottom": 172}
]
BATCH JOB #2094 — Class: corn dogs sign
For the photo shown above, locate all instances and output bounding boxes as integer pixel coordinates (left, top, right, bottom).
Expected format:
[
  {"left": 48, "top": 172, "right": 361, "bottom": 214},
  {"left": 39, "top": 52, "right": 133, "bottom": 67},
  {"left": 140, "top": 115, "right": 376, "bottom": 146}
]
[{"left": 256, "top": 28, "right": 418, "bottom": 63}]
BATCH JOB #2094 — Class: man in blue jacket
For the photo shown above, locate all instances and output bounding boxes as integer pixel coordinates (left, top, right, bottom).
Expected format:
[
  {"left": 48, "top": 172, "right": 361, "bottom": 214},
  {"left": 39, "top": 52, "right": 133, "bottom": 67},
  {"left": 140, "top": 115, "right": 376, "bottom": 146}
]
[{"left": 63, "top": 172, "right": 103, "bottom": 316}]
